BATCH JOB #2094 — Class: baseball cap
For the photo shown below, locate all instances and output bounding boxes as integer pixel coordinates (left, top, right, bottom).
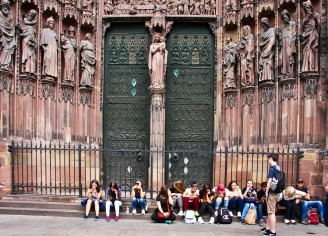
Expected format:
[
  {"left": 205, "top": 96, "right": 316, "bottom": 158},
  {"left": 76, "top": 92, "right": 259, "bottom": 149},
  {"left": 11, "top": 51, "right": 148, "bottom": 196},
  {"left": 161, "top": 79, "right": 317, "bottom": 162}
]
[
  {"left": 217, "top": 184, "right": 225, "bottom": 194},
  {"left": 297, "top": 178, "right": 304, "bottom": 183}
]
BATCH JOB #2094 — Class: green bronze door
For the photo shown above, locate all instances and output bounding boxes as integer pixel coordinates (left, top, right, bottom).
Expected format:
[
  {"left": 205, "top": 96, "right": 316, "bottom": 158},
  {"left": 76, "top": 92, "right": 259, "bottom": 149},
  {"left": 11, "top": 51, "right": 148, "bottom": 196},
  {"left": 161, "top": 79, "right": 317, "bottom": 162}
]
[
  {"left": 166, "top": 23, "right": 214, "bottom": 186},
  {"left": 103, "top": 23, "right": 150, "bottom": 189}
]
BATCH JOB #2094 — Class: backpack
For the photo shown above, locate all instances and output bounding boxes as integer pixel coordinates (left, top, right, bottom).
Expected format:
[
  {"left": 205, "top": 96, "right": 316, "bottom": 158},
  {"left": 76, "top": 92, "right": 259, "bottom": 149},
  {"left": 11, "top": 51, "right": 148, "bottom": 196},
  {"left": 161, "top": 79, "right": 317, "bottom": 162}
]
[
  {"left": 307, "top": 208, "right": 319, "bottom": 224},
  {"left": 269, "top": 165, "right": 285, "bottom": 193},
  {"left": 215, "top": 207, "right": 232, "bottom": 224},
  {"left": 183, "top": 210, "right": 197, "bottom": 224}
]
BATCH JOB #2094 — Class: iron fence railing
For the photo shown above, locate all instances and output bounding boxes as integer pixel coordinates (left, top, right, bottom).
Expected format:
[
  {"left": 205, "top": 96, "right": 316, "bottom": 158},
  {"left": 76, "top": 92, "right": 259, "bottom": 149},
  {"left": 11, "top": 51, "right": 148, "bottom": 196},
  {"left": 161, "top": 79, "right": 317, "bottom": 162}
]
[{"left": 9, "top": 140, "right": 301, "bottom": 199}]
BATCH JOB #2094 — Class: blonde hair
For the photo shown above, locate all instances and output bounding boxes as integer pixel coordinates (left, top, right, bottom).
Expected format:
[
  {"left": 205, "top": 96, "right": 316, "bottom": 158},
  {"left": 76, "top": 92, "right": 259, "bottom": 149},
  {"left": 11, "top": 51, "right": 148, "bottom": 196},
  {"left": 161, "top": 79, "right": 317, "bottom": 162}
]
[{"left": 285, "top": 186, "right": 296, "bottom": 198}]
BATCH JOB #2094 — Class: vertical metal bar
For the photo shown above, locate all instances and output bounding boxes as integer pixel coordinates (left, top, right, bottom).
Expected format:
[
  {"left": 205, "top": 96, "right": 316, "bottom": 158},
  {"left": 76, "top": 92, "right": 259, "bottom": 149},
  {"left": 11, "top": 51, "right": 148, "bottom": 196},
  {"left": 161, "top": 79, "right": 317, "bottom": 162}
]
[
  {"left": 78, "top": 142, "right": 82, "bottom": 198},
  {"left": 56, "top": 142, "right": 58, "bottom": 195},
  {"left": 241, "top": 146, "right": 244, "bottom": 187},
  {"left": 21, "top": 141, "right": 23, "bottom": 193},
  {"left": 224, "top": 144, "right": 228, "bottom": 186},
  {"left": 40, "top": 141, "right": 43, "bottom": 194},
  {"left": 30, "top": 141, "right": 33, "bottom": 193},
  {"left": 296, "top": 146, "right": 300, "bottom": 181},
  {"left": 26, "top": 142, "right": 29, "bottom": 193},
  {"left": 49, "top": 141, "right": 52, "bottom": 194},
  {"left": 11, "top": 140, "right": 14, "bottom": 194},
  {"left": 34, "top": 142, "right": 37, "bottom": 194},
  {"left": 68, "top": 142, "right": 71, "bottom": 195}
]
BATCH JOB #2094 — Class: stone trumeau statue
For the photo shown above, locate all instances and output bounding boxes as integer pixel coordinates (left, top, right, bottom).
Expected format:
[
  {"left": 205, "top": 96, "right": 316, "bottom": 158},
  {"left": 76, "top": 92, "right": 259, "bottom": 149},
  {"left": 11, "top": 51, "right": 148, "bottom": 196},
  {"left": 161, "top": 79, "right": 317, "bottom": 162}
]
[
  {"left": 80, "top": 33, "right": 95, "bottom": 87},
  {"left": 239, "top": 25, "right": 255, "bottom": 86},
  {"left": 0, "top": 0, "right": 16, "bottom": 70},
  {"left": 259, "top": 17, "right": 275, "bottom": 82},
  {"left": 41, "top": 16, "right": 58, "bottom": 79},
  {"left": 20, "top": 9, "right": 38, "bottom": 74},
  {"left": 223, "top": 34, "right": 238, "bottom": 88},
  {"left": 148, "top": 33, "right": 167, "bottom": 88},
  {"left": 300, "top": 0, "right": 320, "bottom": 72},
  {"left": 278, "top": 9, "right": 296, "bottom": 78},
  {"left": 61, "top": 26, "right": 77, "bottom": 82}
]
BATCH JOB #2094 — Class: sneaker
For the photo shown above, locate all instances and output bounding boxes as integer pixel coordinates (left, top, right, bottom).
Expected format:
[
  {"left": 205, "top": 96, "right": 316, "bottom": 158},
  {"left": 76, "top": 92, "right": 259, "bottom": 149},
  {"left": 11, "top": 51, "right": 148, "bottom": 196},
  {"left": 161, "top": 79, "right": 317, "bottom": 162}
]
[
  {"left": 320, "top": 218, "right": 325, "bottom": 224},
  {"left": 262, "top": 230, "right": 276, "bottom": 236},
  {"left": 237, "top": 212, "right": 241, "bottom": 217},
  {"left": 209, "top": 217, "right": 214, "bottom": 224},
  {"left": 183, "top": 211, "right": 186, "bottom": 217},
  {"left": 198, "top": 217, "right": 204, "bottom": 224},
  {"left": 177, "top": 210, "right": 184, "bottom": 216},
  {"left": 115, "top": 216, "right": 119, "bottom": 221},
  {"left": 214, "top": 210, "right": 218, "bottom": 217},
  {"left": 260, "top": 227, "right": 268, "bottom": 233},
  {"left": 141, "top": 209, "right": 145, "bottom": 215},
  {"left": 290, "top": 220, "right": 296, "bottom": 224},
  {"left": 301, "top": 219, "right": 309, "bottom": 225},
  {"left": 106, "top": 216, "right": 110, "bottom": 222},
  {"left": 240, "top": 219, "right": 246, "bottom": 225},
  {"left": 84, "top": 215, "right": 88, "bottom": 221},
  {"left": 132, "top": 209, "right": 137, "bottom": 214},
  {"left": 94, "top": 216, "right": 100, "bottom": 221},
  {"left": 194, "top": 211, "right": 199, "bottom": 217},
  {"left": 258, "top": 219, "right": 264, "bottom": 227},
  {"left": 229, "top": 211, "right": 233, "bottom": 217},
  {"left": 145, "top": 204, "right": 148, "bottom": 212},
  {"left": 165, "top": 220, "right": 171, "bottom": 224},
  {"left": 284, "top": 219, "right": 290, "bottom": 224}
]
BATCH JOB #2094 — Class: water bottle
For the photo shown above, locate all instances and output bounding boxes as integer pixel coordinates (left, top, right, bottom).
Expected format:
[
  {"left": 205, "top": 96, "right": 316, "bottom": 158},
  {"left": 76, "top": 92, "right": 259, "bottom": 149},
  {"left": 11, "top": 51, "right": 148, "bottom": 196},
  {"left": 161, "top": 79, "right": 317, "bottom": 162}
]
[{"left": 126, "top": 206, "right": 129, "bottom": 214}]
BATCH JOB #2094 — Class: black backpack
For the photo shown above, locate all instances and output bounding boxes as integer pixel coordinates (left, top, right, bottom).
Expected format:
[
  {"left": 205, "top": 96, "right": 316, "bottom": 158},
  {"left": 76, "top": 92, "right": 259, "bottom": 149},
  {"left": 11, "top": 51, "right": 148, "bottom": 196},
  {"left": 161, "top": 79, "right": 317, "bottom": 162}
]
[
  {"left": 269, "top": 165, "right": 285, "bottom": 193},
  {"left": 215, "top": 207, "right": 232, "bottom": 224}
]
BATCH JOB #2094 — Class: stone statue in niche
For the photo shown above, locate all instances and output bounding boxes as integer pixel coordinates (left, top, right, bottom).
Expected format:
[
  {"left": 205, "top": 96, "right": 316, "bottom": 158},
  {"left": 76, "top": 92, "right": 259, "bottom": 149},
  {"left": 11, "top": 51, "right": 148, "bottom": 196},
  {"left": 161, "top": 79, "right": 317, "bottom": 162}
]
[
  {"left": 80, "top": 33, "right": 95, "bottom": 87},
  {"left": 148, "top": 33, "right": 167, "bottom": 88},
  {"left": 239, "top": 25, "right": 254, "bottom": 86},
  {"left": 0, "top": 0, "right": 16, "bottom": 70},
  {"left": 82, "top": 0, "right": 93, "bottom": 12},
  {"left": 259, "top": 17, "right": 275, "bottom": 82},
  {"left": 104, "top": 0, "right": 115, "bottom": 15},
  {"left": 61, "top": 26, "right": 77, "bottom": 82},
  {"left": 41, "top": 16, "right": 58, "bottom": 79},
  {"left": 225, "top": 0, "right": 237, "bottom": 10},
  {"left": 300, "top": 0, "right": 320, "bottom": 72},
  {"left": 20, "top": 9, "right": 38, "bottom": 74},
  {"left": 278, "top": 9, "right": 296, "bottom": 78},
  {"left": 223, "top": 35, "right": 238, "bottom": 88}
]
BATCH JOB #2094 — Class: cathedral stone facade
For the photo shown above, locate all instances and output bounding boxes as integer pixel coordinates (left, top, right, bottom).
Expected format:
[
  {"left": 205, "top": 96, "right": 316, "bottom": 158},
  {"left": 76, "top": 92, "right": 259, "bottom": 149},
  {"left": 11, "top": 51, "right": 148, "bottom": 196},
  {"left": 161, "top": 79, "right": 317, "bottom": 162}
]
[{"left": 0, "top": 0, "right": 328, "bottom": 195}]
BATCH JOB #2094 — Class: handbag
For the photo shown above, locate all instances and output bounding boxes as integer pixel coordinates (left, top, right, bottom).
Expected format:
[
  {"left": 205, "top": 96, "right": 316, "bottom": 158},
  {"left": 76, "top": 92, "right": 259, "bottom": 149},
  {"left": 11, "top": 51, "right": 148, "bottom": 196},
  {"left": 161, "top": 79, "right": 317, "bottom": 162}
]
[
  {"left": 157, "top": 199, "right": 170, "bottom": 219},
  {"left": 245, "top": 208, "right": 257, "bottom": 225}
]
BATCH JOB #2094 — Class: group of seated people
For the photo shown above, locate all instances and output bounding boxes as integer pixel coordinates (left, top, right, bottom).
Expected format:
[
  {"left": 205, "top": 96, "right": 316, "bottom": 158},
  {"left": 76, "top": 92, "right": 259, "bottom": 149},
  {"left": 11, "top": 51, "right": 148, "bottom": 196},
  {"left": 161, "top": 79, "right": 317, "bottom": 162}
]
[{"left": 81, "top": 178, "right": 328, "bottom": 225}]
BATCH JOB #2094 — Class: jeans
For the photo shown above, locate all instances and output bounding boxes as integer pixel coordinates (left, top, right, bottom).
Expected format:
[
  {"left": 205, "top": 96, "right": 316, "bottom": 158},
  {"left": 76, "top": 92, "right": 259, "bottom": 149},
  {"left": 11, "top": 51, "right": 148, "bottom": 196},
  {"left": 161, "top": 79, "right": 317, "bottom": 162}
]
[
  {"left": 257, "top": 203, "right": 267, "bottom": 220},
  {"left": 241, "top": 202, "right": 257, "bottom": 220},
  {"left": 213, "top": 197, "right": 229, "bottom": 209},
  {"left": 199, "top": 202, "right": 215, "bottom": 217},
  {"left": 279, "top": 199, "right": 296, "bottom": 220},
  {"left": 171, "top": 195, "right": 183, "bottom": 210},
  {"left": 132, "top": 197, "right": 146, "bottom": 210},
  {"left": 228, "top": 197, "right": 243, "bottom": 212},
  {"left": 183, "top": 197, "right": 200, "bottom": 211},
  {"left": 301, "top": 200, "right": 324, "bottom": 220},
  {"left": 106, "top": 200, "right": 122, "bottom": 216}
]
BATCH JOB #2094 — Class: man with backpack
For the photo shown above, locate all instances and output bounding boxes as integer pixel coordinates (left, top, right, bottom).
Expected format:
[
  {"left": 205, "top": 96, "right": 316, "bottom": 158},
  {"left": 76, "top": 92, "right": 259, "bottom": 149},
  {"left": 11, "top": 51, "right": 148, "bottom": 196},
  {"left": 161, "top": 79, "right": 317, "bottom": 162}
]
[
  {"left": 261, "top": 153, "right": 283, "bottom": 236},
  {"left": 295, "top": 178, "right": 325, "bottom": 225}
]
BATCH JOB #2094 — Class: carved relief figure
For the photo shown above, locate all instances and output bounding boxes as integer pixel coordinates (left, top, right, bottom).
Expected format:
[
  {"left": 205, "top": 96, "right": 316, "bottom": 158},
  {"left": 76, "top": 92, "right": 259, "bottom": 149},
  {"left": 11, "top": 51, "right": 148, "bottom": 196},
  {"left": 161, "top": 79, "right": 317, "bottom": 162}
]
[
  {"left": 82, "top": 0, "right": 93, "bottom": 12},
  {"left": 278, "top": 9, "right": 296, "bottom": 78},
  {"left": 20, "top": 9, "right": 38, "bottom": 74},
  {"left": 167, "top": 0, "right": 178, "bottom": 15},
  {"left": 0, "top": 0, "right": 16, "bottom": 70},
  {"left": 148, "top": 33, "right": 167, "bottom": 88},
  {"left": 259, "top": 17, "right": 275, "bottom": 82},
  {"left": 223, "top": 35, "right": 238, "bottom": 88},
  {"left": 239, "top": 25, "right": 254, "bottom": 86},
  {"left": 41, "top": 16, "right": 58, "bottom": 78},
  {"left": 80, "top": 33, "right": 95, "bottom": 86},
  {"left": 226, "top": 0, "right": 237, "bottom": 10},
  {"left": 104, "top": 0, "right": 114, "bottom": 15},
  {"left": 61, "top": 26, "right": 77, "bottom": 82},
  {"left": 300, "top": 0, "right": 319, "bottom": 72}
]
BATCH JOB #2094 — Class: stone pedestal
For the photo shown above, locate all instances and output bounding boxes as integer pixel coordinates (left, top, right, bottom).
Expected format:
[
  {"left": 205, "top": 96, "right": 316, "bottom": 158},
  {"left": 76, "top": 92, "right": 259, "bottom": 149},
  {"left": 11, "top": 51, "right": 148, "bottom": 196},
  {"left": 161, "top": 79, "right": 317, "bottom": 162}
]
[{"left": 0, "top": 69, "right": 13, "bottom": 138}]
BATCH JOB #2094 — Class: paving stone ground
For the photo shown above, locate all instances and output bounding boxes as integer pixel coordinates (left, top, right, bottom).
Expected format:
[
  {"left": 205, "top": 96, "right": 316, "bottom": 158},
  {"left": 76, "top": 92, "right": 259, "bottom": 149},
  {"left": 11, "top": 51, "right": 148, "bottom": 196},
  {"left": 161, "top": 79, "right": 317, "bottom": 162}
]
[{"left": 0, "top": 215, "right": 326, "bottom": 236}]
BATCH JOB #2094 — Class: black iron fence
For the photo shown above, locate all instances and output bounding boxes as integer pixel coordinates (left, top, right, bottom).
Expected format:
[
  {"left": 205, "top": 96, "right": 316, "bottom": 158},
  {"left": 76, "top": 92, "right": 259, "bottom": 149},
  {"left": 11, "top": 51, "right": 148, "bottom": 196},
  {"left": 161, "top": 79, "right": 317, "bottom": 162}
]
[{"left": 10, "top": 140, "right": 302, "bottom": 199}]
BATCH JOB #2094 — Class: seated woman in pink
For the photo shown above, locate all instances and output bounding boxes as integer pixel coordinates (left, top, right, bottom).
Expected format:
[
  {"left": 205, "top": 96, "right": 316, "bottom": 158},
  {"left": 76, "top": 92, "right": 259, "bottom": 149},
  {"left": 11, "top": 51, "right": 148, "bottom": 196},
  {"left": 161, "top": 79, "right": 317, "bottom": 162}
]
[{"left": 182, "top": 181, "right": 200, "bottom": 216}]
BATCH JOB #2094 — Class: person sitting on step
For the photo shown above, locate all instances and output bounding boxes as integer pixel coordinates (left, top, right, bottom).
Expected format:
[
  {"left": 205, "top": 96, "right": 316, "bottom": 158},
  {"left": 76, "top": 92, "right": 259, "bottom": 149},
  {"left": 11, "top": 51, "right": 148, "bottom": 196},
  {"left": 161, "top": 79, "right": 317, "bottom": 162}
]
[
  {"left": 226, "top": 180, "right": 243, "bottom": 217},
  {"left": 131, "top": 180, "right": 147, "bottom": 215},
  {"left": 151, "top": 185, "right": 176, "bottom": 224},
  {"left": 81, "top": 179, "right": 104, "bottom": 221},
  {"left": 240, "top": 179, "right": 258, "bottom": 225},
  {"left": 106, "top": 181, "right": 122, "bottom": 222},
  {"left": 169, "top": 180, "right": 185, "bottom": 216},
  {"left": 182, "top": 180, "right": 200, "bottom": 217},
  {"left": 198, "top": 183, "right": 215, "bottom": 224}
]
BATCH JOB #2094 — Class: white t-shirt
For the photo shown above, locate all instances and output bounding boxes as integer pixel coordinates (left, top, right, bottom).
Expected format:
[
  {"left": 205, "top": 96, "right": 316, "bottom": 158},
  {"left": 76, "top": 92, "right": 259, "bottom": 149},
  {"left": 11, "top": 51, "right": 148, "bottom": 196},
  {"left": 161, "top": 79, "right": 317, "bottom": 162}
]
[{"left": 185, "top": 188, "right": 200, "bottom": 202}]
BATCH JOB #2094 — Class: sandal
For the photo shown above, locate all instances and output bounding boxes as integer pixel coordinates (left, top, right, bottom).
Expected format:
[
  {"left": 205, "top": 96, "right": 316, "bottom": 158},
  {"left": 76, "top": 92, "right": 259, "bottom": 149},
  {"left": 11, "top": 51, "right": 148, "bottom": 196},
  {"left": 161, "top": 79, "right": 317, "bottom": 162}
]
[{"left": 302, "top": 219, "right": 309, "bottom": 225}]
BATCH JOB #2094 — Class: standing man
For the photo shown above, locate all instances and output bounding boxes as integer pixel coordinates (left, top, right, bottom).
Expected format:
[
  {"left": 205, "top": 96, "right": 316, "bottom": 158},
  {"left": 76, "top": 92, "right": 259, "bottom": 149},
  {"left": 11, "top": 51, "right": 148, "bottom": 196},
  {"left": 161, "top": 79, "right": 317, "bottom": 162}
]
[
  {"left": 295, "top": 178, "right": 324, "bottom": 224},
  {"left": 261, "top": 153, "right": 280, "bottom": 236}
]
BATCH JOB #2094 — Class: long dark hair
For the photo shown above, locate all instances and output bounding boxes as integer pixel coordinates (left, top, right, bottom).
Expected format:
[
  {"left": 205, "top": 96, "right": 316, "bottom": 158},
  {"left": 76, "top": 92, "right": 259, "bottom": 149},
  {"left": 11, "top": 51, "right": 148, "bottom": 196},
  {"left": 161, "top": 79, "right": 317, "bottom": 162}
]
[
  {"left": 201, "top": 184, "right": 211, "bottom": 202},
  {"left": 109, "top": 181, "right": 118, "bottom": 197},
  {"left": 90, "top": 179, "right": 101, "bottom": 193},
  {"left": 159, "top": 185, "right": 169, "bottom": 200},
  {"left": 227, "top": 180, "right": 238, "bottom": 191}
]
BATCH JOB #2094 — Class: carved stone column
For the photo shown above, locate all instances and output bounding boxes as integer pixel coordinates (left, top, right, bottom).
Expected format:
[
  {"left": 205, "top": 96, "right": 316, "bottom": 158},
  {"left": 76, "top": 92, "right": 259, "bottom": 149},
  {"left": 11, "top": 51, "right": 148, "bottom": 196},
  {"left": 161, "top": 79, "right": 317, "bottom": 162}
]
[
  {"left": 149, "top": 87, "right": 165, "bottom": 190},
  {"left": 224, "top": 88, "right": 239, "bottom": 146},
  {"left": 241, "top": 87, "right": 256, "bottom": 146},
  {"left": 59, "top": 82, "right": 75, "bottom": 142},
  {"left": 0, "top": 70, "right": 13, "bottom": 138},
  {"left": 76, "top": 86, "right": 92, "bottom": 142}
]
